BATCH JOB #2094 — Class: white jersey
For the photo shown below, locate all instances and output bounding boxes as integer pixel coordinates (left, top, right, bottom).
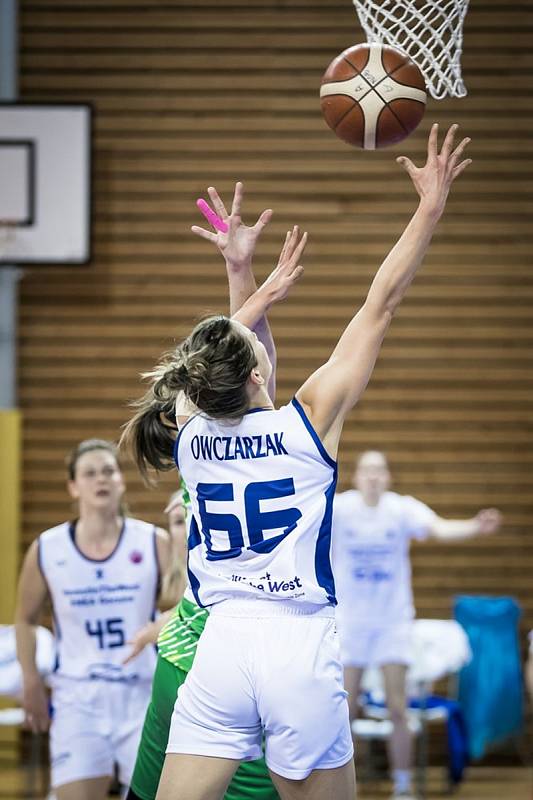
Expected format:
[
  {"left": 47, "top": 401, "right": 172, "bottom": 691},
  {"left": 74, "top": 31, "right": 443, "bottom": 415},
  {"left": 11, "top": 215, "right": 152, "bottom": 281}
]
[
  {"left": 38, "top": 518, "right": 159, "bottom": 681},
  {"left": 332, "top": 490, "right": 436, "bottom": 626},
  {"left": 175, "top": 399, "right": 337, "bottom": 608}
]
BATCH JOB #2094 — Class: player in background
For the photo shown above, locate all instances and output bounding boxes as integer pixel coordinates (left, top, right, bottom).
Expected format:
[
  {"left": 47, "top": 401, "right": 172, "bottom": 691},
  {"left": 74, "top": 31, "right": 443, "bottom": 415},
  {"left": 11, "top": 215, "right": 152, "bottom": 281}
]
[
  {"left": 333, "top": 449, "right": 501, "bottom": 800},
  {"left": 122, "top": 124, "right": 472, "bottom": 800},
  {"left": 125, "top": 187, "right": 285, "bottom": 800},
  {"left": 14, "top": 439, "right": 177, "bottom": 800}
]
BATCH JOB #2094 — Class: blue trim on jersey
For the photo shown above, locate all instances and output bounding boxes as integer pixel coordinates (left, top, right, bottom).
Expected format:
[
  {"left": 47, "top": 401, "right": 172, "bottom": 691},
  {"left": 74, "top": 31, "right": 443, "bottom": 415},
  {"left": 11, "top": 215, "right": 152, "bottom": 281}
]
[
  {"left": 315, "top": 470, "right": 338, "bottom": 605},
  {"left": 244, "top": 407, "right": 273, "bottom": 415},
  {"left": 68, "top": 518, "right": 126, "bottom": 563},
  {"left": 290, "top": 397, "right": 337, "bottom": 469},
  {"left": 186, "top": 515, "right": 204, "bottom": 607},
  {"left": 174, "top": 413, "right": 200, "bottom": 472}
]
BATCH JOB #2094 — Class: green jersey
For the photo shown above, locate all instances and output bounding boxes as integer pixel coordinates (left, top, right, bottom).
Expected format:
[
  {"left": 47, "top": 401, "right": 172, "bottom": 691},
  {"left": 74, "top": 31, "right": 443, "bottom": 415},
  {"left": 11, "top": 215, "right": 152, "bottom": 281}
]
[{"left": 157, "top": 596, "right": 208, "bottom": 672}]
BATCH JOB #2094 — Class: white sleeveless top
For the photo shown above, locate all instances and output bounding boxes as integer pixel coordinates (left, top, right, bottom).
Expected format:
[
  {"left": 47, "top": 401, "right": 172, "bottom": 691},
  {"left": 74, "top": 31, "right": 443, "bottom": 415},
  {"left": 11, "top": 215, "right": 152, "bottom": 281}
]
[
  {"left": 38, "top": 518, "right": 159, "bottom": 681},
  {"left": 333, "top": 490, "right": 436, "bottom": 625},
  {"left": 175, "top": 399, "right": 337, "bottom": 609}
]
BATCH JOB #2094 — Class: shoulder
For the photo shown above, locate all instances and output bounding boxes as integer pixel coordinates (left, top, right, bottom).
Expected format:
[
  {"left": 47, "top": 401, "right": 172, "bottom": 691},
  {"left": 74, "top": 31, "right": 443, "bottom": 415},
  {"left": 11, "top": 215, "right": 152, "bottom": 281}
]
[
  {"left": 333, "top": 490, "right": 359, "bottom": 520},
  {"left": 334, "top": 489, "right": 358, "bottom": 507},
  {"left": 154, "top": 527, "right": 171, "bottom": 552},
  {"left": 396, "top": 493, "right": 435, "bottom": 516},
  {"left": 125, "top": 518, "right": 168, "bottom": 552},
  {"left": 39, "top": 521, "right": 71, "bottom": 546},
  {"left": 125, "top": 517, "right": 158, "bottom": 535}
]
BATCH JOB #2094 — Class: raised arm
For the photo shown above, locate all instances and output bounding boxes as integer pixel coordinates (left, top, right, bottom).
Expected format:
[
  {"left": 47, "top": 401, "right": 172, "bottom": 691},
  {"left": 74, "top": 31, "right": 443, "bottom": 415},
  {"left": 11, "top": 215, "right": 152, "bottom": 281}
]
[
  {"left": 296, "top": 123, "right": 472, "bottom": 456},
  {"left": 192, "top": 182, "right": 277, "bottom": 400}
]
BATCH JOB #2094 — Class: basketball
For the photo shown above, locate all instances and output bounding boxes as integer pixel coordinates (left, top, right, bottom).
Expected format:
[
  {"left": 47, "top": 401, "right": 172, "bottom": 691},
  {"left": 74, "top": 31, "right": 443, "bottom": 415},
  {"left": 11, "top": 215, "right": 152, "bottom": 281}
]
[{"left": 320, "top": 43, "right": 427, "bottom": 149}]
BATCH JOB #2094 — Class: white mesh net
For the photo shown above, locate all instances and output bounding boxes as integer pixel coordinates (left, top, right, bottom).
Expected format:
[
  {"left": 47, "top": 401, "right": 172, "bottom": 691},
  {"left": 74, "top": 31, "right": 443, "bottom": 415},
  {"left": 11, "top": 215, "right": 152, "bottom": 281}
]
[{"left": 353, "top": 0, "right": 469, "bottom": 100}]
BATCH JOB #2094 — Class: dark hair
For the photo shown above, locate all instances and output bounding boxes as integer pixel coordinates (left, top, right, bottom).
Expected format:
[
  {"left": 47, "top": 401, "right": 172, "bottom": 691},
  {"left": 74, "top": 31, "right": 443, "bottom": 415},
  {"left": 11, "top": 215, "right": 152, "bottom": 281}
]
[
  {"left": 120, "top": 315, "right": 257, "bottom": 483},
  {"left": 66, "top": 439, "right": 120, "bottom": 481}
]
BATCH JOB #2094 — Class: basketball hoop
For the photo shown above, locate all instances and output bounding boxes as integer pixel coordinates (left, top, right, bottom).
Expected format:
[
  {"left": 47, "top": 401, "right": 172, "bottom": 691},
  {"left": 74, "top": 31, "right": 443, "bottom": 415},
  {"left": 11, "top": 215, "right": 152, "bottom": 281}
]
[{"left": 353, "top": 0, "right": 470, "bottom": 100}]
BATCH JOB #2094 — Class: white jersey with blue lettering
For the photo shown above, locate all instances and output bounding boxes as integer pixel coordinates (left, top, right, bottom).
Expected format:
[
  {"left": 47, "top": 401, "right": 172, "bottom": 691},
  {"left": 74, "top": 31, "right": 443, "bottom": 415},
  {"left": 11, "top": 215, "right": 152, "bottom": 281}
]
[
  {"left": 332, "top": 490, "right": 437, "bottom": 626},
  {"left": 38, "top": 518, "right": 159, "bottom": 682},
  {"left": 175, "top": 399, "right": 337, "bottom": 608}
]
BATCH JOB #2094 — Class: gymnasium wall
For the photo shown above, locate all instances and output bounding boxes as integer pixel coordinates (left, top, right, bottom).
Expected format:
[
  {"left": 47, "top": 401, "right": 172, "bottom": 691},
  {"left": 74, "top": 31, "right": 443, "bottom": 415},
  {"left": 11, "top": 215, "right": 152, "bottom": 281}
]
[{"left": 17, "top": 0, "right": 533, "bottom": 640}]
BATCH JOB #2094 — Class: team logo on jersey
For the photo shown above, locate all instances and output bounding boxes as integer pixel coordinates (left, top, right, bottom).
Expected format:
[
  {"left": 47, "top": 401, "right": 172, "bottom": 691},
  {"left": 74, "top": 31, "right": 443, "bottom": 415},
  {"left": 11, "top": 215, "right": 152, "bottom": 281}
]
[
  {"left": 129, "top": 550, "right": 143, "bottom": 564},
  {"left": 95, "top": 568, "right": 104, "bottom": 579}
]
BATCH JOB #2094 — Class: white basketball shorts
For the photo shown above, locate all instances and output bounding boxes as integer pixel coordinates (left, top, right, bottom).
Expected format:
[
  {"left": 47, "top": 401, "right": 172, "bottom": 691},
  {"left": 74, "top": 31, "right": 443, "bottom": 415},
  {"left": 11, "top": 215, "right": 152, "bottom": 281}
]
[
  {"left": 338, "top": 620, "right": 414, "bottom": 668},
  {"left": 49, "top": 675, "right": 152, "bottom": 788},
  {"left": 166, "top": 598, "right": 354, "bottom": 780}
]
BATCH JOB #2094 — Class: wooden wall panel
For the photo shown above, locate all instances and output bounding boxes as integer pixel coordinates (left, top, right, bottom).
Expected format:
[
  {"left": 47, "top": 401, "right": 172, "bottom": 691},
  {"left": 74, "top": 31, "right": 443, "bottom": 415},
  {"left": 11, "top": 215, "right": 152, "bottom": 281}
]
[{"left": 17, "top": 1, "right": 533, "bottom": 645}]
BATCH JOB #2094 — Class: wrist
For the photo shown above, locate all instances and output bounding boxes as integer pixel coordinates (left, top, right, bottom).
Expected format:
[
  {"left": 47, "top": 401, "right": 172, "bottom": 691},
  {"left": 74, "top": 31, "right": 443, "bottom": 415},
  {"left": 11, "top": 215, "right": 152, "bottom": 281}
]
[
  {"left": 224, "top": 255, "right": 252, "bottom": 273},
  {"left": 22, "top": 668, "right": 42, "bottom": 687},
  {"left": 417, "top": 198, "right": 445, "bottom": 223}
]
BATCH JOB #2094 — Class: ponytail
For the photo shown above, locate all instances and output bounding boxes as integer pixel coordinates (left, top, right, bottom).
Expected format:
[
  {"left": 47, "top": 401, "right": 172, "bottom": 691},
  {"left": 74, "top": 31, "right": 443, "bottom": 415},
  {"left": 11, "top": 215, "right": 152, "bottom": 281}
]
[{"left": 121, "top": 315, "right": 257, "bottom": 484}]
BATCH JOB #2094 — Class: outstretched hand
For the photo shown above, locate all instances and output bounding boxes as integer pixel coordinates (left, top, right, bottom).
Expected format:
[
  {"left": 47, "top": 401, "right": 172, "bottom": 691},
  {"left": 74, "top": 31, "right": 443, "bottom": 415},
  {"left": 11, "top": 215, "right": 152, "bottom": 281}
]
[
  {"left": 260, "top": 225, "right": 307, "bottom": 305},
  {"left": 192, "top": 181, "right": 272, "bottom": 269},
  {"left": 397, "top": 123, "right": 472, "bottom": 217},
  {"left": 122, "top": 621, "right": 159, "bottom": 666},
  {"left": 232, "top": 225, "right": 307, "bottom": 331},
  {"left": 475, "top": 508, "right": 502, "bottom": 536}
]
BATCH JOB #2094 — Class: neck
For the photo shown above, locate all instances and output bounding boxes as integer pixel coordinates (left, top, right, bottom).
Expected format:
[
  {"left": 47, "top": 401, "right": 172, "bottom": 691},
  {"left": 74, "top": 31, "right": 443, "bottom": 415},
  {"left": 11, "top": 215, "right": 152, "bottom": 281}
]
[
  {"left": 76, "top": 506, "right": 123, "bottom": 541},
  {"left": 360, "top": 491, "right": 382, "bottom": 508},
  {"left": 248, "top": 386, "right": 274, "bottom": 411}
]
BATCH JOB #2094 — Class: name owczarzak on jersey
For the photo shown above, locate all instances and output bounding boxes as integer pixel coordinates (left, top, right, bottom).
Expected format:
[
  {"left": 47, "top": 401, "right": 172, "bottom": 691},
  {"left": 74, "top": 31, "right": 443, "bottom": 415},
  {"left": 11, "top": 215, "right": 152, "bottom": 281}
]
[
  {"left": 191, "top": 433, "right": 288, "bottom": 462},
  {"left": 231, "top": 572, "right": 304, "bottom": 595}
]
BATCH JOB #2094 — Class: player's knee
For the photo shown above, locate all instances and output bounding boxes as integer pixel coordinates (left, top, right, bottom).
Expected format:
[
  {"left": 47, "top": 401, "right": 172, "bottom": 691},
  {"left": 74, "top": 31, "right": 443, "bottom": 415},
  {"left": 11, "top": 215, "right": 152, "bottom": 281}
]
[{"left": 388, "top": 703, "right": 408, "bottom": 725}]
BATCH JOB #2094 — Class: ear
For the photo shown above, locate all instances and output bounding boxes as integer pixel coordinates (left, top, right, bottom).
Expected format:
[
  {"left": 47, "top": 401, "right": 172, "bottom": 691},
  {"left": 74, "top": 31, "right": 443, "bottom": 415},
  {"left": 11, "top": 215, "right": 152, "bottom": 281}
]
[
  {"left": 67, "top": 480, "right": 79, "bottom": 500},
  {"left": 249, "top": 368, "right": 265, "bottom": 387}
]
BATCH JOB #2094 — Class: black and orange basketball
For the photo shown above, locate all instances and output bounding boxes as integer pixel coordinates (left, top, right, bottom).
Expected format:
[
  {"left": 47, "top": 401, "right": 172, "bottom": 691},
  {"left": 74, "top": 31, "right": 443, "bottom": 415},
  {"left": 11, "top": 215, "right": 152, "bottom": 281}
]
[{"left": 320, "top": 43, "right": 427, "bottom": 149}]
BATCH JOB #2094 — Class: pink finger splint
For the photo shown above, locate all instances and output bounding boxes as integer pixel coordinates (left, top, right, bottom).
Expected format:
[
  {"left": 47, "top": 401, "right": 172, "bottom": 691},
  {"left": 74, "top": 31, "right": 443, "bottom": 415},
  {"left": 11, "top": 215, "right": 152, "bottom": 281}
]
[{"left": 196, "top": 199, "right": 229, "bottom": 233}]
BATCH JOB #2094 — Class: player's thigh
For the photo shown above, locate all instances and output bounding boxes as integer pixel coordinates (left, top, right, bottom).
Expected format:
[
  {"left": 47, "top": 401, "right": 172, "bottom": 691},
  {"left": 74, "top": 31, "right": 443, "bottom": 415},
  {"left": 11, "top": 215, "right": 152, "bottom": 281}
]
[
  {"left": 269, "top": 761, "right": 356, "bottom": 800},
  {"left": 381, "top": 663, "right": 408, "bottom": 715},
  {"left": 155, "top": 753, "right": 239, "bottom": 800},
  {"left": 260, "top": 616, "right": 352, "bottom": 780},
  {"left": 129, "top": 657, "right": 185, "bottom": 799},
  {"left": 55, "top": 776, "right": 111, "bottom": 800},
  {"left": 49, "top": 681, "right": 114, "bottom": 788},
  {"left": 344, "top": 666, "right": 365, "bottom": 718}
]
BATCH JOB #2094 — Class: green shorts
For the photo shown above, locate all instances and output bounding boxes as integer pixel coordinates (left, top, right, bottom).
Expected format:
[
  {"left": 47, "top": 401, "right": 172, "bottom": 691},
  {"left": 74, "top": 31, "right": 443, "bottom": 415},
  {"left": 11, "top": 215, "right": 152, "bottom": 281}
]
[{"left": 130, "top": 654, "right": 279, "bottom": 800}]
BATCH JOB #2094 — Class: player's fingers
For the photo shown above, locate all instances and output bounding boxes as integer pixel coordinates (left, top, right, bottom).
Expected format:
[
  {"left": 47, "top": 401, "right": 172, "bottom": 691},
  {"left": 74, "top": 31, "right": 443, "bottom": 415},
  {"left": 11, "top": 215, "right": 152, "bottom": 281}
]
[
  {"left": 277, "top": 230, "right": 292, "bottom": 265},
  {"left": 286, "top": 224, "right": 300, "bottom": 251},
  {"left": 440, "top": 123, "right": 458, "bottom": 161},
  {"left": 191, "top": 225, "right": 218, "bottom": 244},
  {"left": 290, "top": 264, "right": 305, "bottom": 282},
  {"left": 396, "top": 156, "right": 417, "bottom": 177},
  {"left": 252, "top": 208, "right": 273, "bottom": 234},
  {"left": 280, "top": 225, "right": 300, "bottom": 265},
  {"left": 230, "top": 181, "right": 243, "bottom": 218},
  {"left": 451, "top": 158, "right": 472, "bottom": 179},
  {"left": 207, "top": 186, "right": 229, "bottom": 220},
  {"left": 427, "top": 122, "right": 439, "bottom": 162},
  {"left": 448, "top": 137, "right": 471, "bottom": 167},
  {"left": 289, "top": 231, "right": 308, "bottom": 265}
]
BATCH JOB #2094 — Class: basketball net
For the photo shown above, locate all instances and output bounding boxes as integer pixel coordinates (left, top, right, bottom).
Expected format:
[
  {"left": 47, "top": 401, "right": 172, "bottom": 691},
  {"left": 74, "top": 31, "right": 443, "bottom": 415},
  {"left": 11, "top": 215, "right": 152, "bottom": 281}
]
[{"left": 353, "top": 0, "right": 469, "bottom": 100}]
